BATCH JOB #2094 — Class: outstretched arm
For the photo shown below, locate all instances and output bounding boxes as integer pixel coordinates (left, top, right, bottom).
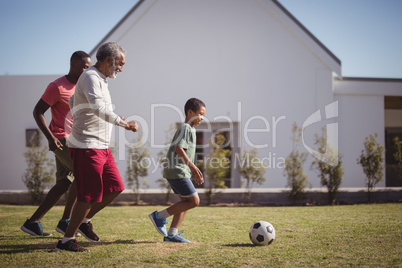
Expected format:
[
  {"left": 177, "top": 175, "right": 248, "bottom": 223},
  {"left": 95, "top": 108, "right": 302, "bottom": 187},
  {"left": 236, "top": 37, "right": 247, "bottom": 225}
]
[{"left": 116, "top": 116, "right": 138, "bottom": 132}]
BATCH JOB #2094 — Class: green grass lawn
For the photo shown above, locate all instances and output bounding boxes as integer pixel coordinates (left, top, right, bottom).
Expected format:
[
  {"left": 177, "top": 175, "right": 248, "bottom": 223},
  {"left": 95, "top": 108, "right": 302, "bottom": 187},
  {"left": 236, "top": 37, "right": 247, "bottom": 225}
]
[{"left": 0, "top": 203, "right": 401, "bottom": 267}]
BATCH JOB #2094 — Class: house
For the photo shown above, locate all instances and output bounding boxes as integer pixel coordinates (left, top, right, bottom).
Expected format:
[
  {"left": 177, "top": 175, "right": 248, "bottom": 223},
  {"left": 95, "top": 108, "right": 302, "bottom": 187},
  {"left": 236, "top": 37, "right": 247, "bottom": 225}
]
[{"left": 1, "top": 0, "right": 401, "bottom": 193}]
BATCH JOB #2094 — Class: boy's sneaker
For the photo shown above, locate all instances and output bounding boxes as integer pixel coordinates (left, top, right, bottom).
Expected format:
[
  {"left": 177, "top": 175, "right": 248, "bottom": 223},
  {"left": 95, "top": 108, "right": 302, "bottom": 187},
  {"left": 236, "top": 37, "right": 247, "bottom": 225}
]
[
  {"left": 21, "top": 219, "right": 52, "bottom": 236},
  {"left": 55, "top": 239, "right": 88, "bottom": 252},
  {"left": 55, "top": 219, "right": 81, "bottom": 236},
  {"left": 149, "top": 211, "right": 168, "bottom": 236},
  {"left": 163, "top": 231, "right": 191, "bottom": 243},
  {"left": 78, "top": 221, "right": 99, "bottom": 242}
]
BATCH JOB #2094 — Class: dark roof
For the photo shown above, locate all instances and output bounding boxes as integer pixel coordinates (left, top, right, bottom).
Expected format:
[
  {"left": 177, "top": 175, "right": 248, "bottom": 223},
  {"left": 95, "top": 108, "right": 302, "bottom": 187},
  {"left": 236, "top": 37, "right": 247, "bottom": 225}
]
[{"left": 336, "top": 77, "right": 402, "bottom": 83}]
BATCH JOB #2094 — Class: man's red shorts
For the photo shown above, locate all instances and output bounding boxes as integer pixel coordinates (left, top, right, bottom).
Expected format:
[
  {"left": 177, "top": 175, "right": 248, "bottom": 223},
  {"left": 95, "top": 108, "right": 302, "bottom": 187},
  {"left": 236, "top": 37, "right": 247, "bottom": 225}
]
[{"left": 69, "top": 148, "right": 125, "bottom": 203}]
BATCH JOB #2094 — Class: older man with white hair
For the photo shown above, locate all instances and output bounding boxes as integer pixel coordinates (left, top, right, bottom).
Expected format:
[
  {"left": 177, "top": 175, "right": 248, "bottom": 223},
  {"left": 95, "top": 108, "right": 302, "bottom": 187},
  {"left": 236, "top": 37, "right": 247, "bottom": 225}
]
[{"left": 55, "top": 42, "right": 138, "bottom": 252}]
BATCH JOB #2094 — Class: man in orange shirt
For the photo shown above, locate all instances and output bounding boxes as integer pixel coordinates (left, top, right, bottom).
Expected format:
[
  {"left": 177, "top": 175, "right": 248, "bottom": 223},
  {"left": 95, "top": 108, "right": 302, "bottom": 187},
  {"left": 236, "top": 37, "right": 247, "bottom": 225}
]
[{"left": 21, "top": 51, "right": 92, "bottom": 236}]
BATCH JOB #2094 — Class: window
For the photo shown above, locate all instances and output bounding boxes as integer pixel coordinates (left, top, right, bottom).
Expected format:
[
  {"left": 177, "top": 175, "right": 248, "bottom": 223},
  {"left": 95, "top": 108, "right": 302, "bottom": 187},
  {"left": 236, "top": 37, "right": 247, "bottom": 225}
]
[
  {"left": 385, "top": 128, "right": 402, "bottom": 187},
  {"left": 195, "top": 122, "right": 240, "bottom": 188},
  {"left": 194, "top": 131, "right": 205, "bottom": 188},
  {"left": 25, "top": 129, "right": 40, "bottom": 147}
]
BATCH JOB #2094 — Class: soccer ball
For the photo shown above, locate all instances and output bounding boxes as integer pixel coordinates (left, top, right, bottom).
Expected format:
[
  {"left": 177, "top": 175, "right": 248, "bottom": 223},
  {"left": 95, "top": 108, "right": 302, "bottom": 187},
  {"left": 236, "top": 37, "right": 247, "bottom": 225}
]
[{"left": 249, "top": 221, "right": 275, "bottom": 246}]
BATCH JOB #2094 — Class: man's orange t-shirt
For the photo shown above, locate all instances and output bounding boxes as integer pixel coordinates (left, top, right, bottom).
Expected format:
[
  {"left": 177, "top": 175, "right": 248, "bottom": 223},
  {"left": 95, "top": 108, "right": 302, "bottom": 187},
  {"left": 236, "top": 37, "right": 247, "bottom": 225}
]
[{"left": 41, "top": 76, "right": 75, "bottom": 139}]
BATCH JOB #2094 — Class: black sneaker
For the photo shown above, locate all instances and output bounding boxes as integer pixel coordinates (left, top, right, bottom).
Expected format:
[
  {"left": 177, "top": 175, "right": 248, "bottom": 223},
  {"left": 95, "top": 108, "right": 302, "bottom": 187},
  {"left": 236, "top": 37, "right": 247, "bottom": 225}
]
[
  {"left": 21, "top": 219, "right": 52, "bottom": 236},
  {"left": 55, "top": 239, "right": 88, "bottom": 252},
  {"left": 78, "top": 222, "right": 100, "bottom": 242},
  {"left": 55, "top": 219, "right": 81, "bottom": 236}
]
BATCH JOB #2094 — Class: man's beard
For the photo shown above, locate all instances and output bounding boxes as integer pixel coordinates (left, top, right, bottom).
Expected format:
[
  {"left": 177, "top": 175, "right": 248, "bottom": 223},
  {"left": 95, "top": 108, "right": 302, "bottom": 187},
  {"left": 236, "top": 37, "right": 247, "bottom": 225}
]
[{"left": 109, "top": 62, "right": 118, "bottom": 79}]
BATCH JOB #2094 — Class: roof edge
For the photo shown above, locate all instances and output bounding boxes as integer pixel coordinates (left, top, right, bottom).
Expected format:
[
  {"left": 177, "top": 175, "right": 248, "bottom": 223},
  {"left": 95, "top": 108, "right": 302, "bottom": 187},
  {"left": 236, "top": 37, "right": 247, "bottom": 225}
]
[
  {"left": 272, "top": 0, "right": 341, "bottom": 66},
  {"left": 89, "top": 0, "right": 146, "bottom": 56},
  {"left": 336, "top": 77, "right": 402, "bottom": 83}
]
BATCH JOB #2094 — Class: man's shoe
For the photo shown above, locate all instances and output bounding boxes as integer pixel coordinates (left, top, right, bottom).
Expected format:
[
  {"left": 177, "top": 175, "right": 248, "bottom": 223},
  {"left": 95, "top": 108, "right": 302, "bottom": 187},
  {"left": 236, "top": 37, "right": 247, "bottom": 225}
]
[
  {"left": 55, "top": 219, "right": 81, "bottom": 236},
  {"left": 163, "top": 231, "right": 191, "bottom": 243},
  {"left": 55, "top": 239, "right": 88, "bottom": 252},
  {"left": 78, "top": 222, "right": 100, "bottom": 242},
  {"left": 21, "top": 219, "right": 52, "bottom": 236},
  {"left": 148, "top": 211, "right": 168, "bottom": 236}
]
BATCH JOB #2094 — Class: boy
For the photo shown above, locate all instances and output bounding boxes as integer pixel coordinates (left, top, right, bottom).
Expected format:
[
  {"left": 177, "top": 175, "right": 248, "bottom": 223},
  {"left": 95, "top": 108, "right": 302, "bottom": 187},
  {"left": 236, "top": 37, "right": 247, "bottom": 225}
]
[{"left": 149, "top": 98, "right": 206, "bottom": 243}]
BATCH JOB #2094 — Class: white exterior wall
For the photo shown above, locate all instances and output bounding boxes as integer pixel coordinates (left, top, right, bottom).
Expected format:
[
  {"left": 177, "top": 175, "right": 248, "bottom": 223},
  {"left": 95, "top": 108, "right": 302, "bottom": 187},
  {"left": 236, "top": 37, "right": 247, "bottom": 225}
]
[
  {"left": 0, "top": 75, "right": 58, "bottom": 190},
  {"left": 95, "top": 0, "right": 337, "bottom": 188},
  {"left": 335, "top": 78, "right": 402, "bottom": 187},
  {"left": 336, "top": 94, "right": 385, "bottom": 187},
  {"left": 2, "top": 0, "right": 399, "bottom": 191},
  {"left": 0, "top": 0, "right": 346, "bottom": 190}
]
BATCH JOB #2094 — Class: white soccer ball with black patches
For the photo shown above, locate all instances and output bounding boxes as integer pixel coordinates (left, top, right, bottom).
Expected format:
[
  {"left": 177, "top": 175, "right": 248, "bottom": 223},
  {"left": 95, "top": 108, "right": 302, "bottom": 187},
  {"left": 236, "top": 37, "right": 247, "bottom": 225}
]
[{"left": 249, "top": 221, "right": 275, "bottom": 246}]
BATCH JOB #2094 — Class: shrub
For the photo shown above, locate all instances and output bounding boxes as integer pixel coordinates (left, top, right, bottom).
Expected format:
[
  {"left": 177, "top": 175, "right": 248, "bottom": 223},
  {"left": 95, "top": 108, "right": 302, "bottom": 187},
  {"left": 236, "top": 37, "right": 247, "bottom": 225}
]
[
  {"left": 311, "top": 127, "right": 343, "bottom": 205},
  {"left": 22, "top": 132, "right": 55, "bottom": 204},
  {"left": 237, "top": 148, "right": 267, "bottom": 203},
  {"left": 157, "top": 124, "right": 176, "bottom": 204},
  {"left": 126, "top": 133, "right": 149, "bottom": 204},
  {"left": 201, "top": 133, "right": 230, "bottom": 205},
  {"left": 393, "top": 136, "right": 402, "bottom": 180},
  {"left": 284, "top": 123, "right": 309, "bottom": 204},
  {"left": 357, "top": 133, "right": 385, "bottom": 203}
]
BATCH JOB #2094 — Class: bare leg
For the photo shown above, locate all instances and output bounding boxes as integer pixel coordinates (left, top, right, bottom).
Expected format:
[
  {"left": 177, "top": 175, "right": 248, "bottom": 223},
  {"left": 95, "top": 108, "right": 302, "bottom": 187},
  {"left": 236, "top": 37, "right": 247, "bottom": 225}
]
[
  {"left": 61, "top": 191, "right": 121, "bottom": 241},
  {"left": 170, "top": 211, "right": 187, "bottom": 229},
  {"left": 167, "top": 195, "right": 200, "bottom": 229},
  {"left": 64, "top": 201, "right": 91, "bottom": 238},
  {"left": 86, "top": 191, "right": 122, "bottom": 219},
  {"left": 30, "top": 179, "right": 71, "bottom": 221},
  {"left": 61, "top": 180, "right": 77, "bottom": 220}
]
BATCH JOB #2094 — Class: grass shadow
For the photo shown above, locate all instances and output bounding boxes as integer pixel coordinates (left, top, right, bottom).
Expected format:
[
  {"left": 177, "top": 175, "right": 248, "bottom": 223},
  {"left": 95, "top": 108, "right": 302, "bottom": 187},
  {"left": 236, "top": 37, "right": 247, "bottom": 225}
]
[
  {"left": 223, "top": 243, "right": 256, "bottom": 248},
  {"left": 0, "top": 235, "right": 59, "bottom": 241},
  {"left": 95, "top": 240, "right": 156, "bottom": 246},
  {"left": 0, "top": 236, "right": 156, "bottom": 254},
  {"left": 0, "top": 242, "right": 57, "bottom": 254}
]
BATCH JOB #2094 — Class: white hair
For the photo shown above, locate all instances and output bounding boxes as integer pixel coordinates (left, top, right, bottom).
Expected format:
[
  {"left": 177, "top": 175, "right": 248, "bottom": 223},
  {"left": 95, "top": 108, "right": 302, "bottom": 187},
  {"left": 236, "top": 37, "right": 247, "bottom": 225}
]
[{"left": 96, "top": 42, "right": 125, "bottom": 62}]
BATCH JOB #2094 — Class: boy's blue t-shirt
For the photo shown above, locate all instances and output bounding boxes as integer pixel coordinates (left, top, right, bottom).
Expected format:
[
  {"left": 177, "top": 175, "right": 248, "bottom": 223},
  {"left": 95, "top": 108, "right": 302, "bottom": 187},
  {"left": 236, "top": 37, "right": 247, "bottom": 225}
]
[{"left": 163, "top": 123, "right": 196, "bottom": 179}]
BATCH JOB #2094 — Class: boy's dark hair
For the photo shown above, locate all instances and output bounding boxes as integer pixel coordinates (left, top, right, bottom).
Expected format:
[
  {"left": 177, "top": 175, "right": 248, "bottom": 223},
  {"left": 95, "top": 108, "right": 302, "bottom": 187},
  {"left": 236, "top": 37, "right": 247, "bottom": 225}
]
[{"left": 184, "top": 98, "right": 206, "bottom": 115}]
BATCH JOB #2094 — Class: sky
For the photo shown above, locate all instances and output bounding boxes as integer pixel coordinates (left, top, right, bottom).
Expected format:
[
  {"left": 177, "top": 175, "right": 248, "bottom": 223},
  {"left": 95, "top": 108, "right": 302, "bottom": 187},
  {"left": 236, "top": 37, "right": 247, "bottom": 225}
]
[{"left": 0, "top": 0, "right": 401, "bottom": 78}]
